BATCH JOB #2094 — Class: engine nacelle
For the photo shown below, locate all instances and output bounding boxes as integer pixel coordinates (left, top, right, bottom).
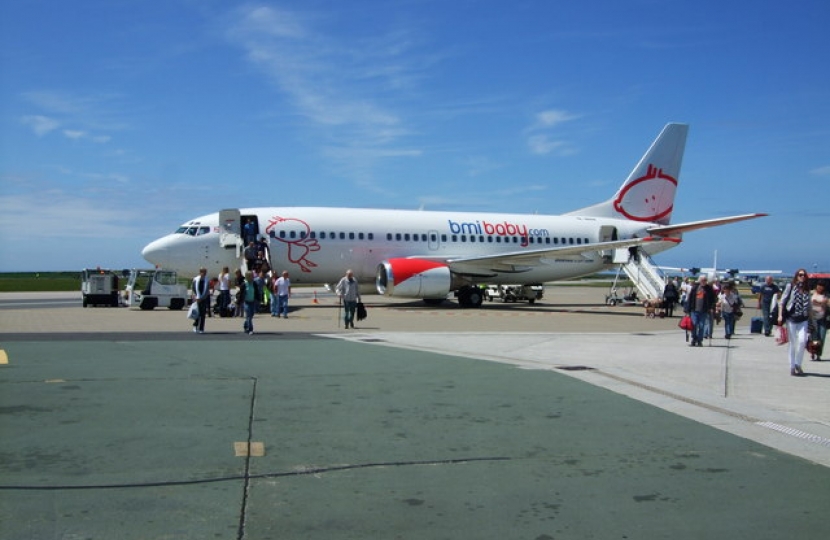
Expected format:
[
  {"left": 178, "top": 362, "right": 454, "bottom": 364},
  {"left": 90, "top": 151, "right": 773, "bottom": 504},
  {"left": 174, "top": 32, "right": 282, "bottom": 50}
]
[{"left": 376, "top": 258, "right": 452, "bottom": 299}]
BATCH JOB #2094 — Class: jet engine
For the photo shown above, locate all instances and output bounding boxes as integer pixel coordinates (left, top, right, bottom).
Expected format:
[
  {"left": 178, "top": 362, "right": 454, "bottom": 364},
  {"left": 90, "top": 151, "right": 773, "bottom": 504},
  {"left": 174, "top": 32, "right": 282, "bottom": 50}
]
[{"left": 376, "top": 258, "right": 453, "bottom": 299}]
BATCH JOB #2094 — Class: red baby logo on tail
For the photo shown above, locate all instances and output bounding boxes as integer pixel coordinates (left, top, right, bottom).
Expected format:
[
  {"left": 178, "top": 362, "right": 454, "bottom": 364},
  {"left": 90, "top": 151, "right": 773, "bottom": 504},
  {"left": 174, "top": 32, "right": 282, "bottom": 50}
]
[
  {"left": 264, "top": 216, "right": 320, "bottom": 273},
  {"left": 613, "top": 164, "right": 677, "bottom": 223}
]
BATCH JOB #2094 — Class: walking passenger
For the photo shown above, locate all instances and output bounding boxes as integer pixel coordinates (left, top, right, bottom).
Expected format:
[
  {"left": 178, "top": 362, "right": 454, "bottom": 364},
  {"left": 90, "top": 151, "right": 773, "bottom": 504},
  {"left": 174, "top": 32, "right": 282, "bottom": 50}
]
[
  {"left": 757, "top": 276, "right": 780, "bottom": 337},
  {"left": 241, "top": 271, "right": 261, "bottom": 335},
  {"left": 778, "top": 269, "right": 811, "bottom": 376},
  {"left": 191, "top": 267, "right": 210, "bottom": 334},
  {"left": 335, "top": 269, "right": 361, "bottom": 329},
  {"left": 686, "top": 275, "right": 716, "bottom": 347},
  {"left": 809, "top": 281, "right": 828, "bottom": 360},
  {"left": 274, "top": 271, "right": 291, "bottom": 318}
]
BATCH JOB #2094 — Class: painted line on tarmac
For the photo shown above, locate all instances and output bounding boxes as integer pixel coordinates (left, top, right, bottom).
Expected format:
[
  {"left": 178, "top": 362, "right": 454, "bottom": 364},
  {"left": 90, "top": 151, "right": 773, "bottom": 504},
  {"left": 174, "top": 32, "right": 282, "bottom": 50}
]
[{"left": 756, "top": 422, "right": 830, "bottom": 448}]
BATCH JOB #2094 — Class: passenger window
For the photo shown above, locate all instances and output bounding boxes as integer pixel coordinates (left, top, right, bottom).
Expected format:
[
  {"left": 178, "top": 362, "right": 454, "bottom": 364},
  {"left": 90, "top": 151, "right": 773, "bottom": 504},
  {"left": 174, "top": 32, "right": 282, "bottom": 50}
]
[
  {"left": 396, "top": 233, "right": 402, "bottom": 241},
  {"left": 339, "top": 232, "right": 345, "bottom": 240},
  {"left": 404, "top": 234, "right": 411, "bottom": 241},
  {"left": 387, "top": 233, "right": 392, "bottom": 241},
  {"left": 368, "top": 233, "right": 374, "bottom": 240},
  {"left": 349, "top": 232, "right": 355, "bottom": 240}
]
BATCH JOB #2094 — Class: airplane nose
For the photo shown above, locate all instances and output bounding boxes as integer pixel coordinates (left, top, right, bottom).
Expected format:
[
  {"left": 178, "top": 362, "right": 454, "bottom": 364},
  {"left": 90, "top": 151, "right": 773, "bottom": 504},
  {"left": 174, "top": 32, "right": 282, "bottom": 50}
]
[{"left": 141, "top": 237, "right": 169, "bottom": 267}]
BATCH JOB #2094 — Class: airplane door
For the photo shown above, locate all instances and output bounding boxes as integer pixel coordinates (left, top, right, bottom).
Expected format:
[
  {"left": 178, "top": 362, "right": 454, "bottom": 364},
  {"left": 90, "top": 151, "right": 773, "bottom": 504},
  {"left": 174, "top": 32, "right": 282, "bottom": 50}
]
[
  {"left": 218, "top": 209, "right": 241, "bottom": 248},
  {"left": 428, "top": 230, "right": 440, "bottom": 251},
  {"left": 599, "top": 225, "right": 618, "bottom": 243},
  {"left": 599, "top": 225, "right": 618, "bottom": 263}
]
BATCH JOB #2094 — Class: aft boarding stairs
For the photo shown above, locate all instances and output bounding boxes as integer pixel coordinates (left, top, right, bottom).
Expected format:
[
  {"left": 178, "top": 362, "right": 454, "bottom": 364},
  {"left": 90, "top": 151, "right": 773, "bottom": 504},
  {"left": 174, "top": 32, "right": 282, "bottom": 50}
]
[{"left": 622, "top": 252, "right": 666, "bottom": 302}]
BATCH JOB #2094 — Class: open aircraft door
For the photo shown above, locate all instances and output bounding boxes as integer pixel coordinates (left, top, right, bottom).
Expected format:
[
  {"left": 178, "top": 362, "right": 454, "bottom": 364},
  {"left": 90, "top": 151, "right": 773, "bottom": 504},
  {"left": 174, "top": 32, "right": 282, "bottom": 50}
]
[
  {"left": 219, "top": 209, "right": 241, "bottom": 247},
  {"left": 599, "top": 226, "right": 624, "bottom": 263}
]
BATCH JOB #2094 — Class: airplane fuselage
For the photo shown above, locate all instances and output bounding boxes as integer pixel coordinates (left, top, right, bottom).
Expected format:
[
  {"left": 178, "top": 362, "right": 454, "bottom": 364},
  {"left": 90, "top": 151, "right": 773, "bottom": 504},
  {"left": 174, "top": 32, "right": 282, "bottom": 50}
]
[{"left": 142, "top": 206, "right": 664, "bottom": 286}]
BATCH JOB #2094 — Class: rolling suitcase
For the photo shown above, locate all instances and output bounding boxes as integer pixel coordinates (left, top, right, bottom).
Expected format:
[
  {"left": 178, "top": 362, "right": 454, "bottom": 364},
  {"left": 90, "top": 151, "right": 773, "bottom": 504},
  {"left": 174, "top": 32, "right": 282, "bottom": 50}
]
[{"left": 750, "top": 317, "right": 763, "bottom": 334}]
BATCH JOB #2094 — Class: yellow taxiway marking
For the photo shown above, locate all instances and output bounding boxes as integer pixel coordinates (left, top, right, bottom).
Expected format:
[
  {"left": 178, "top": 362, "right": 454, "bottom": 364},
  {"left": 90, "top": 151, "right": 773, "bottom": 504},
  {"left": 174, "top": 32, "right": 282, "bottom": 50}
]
[
  {"left": 0, "top": 349, "right": 7, "bottom": 365},
  {"left": 234, "top": 441, "right": 266, "bottom": 457}
]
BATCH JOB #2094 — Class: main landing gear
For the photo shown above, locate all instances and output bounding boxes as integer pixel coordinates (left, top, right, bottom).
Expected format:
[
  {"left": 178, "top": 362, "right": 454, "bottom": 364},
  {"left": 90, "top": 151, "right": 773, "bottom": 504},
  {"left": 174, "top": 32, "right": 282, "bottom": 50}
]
[{"left": 456, "top": 285, "right": 484, "bottom": 308}]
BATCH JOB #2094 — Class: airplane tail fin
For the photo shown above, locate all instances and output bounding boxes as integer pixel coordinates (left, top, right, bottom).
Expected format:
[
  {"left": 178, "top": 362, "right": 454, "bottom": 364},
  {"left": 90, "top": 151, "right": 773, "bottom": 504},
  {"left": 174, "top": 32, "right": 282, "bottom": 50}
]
[{"left": 566, "top": 123, "right": 688, "bottom": 225}]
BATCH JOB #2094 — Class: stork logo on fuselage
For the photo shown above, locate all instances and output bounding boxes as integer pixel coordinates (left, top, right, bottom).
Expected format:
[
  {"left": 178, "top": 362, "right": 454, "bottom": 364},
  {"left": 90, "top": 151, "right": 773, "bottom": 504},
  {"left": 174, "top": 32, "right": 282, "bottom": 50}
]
[
  {"left": 265, "top": 216, "right": 320, "bottom": 272},
  {"left": 613, "top": 164, "right": 677, "bottom": 224}
]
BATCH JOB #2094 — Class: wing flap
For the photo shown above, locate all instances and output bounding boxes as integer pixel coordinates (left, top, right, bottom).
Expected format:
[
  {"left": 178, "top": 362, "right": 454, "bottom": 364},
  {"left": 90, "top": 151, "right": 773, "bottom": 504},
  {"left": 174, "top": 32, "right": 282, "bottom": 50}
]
[
  {"left": 445, "top": 237, "right": 663, "bottom": 275},
  {"left": 647, "top": 213, "right": 767, "bottom": 237}
]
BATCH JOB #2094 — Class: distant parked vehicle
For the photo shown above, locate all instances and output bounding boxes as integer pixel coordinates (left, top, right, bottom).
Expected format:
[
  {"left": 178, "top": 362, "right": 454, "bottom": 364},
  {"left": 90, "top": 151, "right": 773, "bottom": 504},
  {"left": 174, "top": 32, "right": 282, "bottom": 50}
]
[
  {"left": 484, "top": 284, "right": 544, "bottom": 304},
  {"left": 81, "top": 268, "right": 121, "bottom": 307}
]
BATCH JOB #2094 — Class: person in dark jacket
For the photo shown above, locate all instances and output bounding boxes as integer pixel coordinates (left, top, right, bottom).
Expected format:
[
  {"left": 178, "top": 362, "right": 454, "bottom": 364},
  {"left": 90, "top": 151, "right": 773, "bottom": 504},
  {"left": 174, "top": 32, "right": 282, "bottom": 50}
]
[
  {"left": 240, "top": 271, "right": 262, "bottom": 335},
  {"left": 663, "top": 279, "right": 679, "bottom": 317},
  {"left": 686, "top": 275, "right": 716, "bottom": 347}
]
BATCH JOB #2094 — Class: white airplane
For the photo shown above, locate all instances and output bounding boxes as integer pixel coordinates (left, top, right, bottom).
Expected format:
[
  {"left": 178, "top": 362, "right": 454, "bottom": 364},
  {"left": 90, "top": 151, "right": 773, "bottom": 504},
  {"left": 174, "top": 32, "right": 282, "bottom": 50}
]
[
  {"left": 660, "top": 250, "right": 782, "bottom": 282},
  {"left": 141, "top": 123, "right": 766, "bottom": 307}
]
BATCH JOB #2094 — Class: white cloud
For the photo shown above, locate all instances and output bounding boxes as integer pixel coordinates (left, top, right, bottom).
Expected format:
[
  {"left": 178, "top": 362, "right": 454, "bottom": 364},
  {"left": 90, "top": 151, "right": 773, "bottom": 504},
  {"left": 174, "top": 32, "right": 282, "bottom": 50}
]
[
  {"left": 63, "top": 129, "right": 86, "bottom": 140},
  {"left": 524, "top": 109, "right": 579, "bottom": 156},
  {"left": 224, "top": 4, "right": 423, "bottom": 168},
  {"left": 810, "top": 165, "right": 830, "bottom": 176},
  {"left": 21, "top": 115, "right": 60, "bottom": 136},
  {"left": 20, "top": 90, "right": 127, "bottom": 143},
  {"left": 535, "top": 109, "right": 579, "bottom": 129}
]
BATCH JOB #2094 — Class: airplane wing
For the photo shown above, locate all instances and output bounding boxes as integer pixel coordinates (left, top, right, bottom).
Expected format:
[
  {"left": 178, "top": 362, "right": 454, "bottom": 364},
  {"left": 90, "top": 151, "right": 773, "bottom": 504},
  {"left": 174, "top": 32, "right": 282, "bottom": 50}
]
[
  {"left": 646, "top": 213, "right": 767, "bottom": 237},
  {"left": 441, "top": 237, "right": 669, "bottom": 277}
]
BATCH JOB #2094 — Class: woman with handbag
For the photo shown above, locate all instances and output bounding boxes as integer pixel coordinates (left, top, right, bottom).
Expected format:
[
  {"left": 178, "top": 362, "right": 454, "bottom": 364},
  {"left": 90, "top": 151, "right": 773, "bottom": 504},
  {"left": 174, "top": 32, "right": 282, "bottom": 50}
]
[{"left": 778, "top": 269, "right": 812, "bottom": 376}]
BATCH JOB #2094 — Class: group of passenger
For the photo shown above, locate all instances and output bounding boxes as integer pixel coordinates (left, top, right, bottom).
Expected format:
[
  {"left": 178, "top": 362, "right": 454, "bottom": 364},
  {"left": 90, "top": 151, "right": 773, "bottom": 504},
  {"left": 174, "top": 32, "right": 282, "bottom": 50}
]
[
  {"left": 672, "top": 270, "right": 829, "bottom": 378},
  {"left": 189, "top": 266, "right": 362, "bottom": 334}
]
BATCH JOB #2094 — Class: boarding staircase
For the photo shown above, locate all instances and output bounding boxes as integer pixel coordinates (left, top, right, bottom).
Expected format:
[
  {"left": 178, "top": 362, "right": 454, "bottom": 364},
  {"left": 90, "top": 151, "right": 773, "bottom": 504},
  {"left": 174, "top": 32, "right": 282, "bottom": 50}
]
[{"left": 622, "top": 251, "right": 666, "bottom": 301}]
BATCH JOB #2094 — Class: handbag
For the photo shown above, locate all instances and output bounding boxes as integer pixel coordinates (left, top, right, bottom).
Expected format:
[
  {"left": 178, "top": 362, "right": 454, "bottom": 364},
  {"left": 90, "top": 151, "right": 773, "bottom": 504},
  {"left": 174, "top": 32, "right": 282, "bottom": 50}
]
[
  {"left": 356, "top": 301, "right": 368, "bottom": 321},
  {"left": 678, "top": 315, "right": 694, "bottom": 331},
  {"left": 775, "top": 325, "right": 789, "bottom": 345},
  {"left": 187, "top": 302, "right": 200, "bottom": 320}
]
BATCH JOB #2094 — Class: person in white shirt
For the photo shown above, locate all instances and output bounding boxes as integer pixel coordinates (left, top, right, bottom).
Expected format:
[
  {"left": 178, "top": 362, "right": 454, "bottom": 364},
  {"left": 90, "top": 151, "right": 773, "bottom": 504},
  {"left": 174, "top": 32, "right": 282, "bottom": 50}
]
[
  {"left": 274, "top": 271, "right": 291, "bottom": 318},
  {"left": 335, "top": 269, "right": 361, "bottom": 329}
]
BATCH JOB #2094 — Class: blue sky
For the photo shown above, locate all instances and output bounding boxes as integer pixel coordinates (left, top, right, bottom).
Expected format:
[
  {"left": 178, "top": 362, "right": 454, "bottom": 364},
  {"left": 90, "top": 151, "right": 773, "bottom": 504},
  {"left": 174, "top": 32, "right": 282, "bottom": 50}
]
[{"left": 1, "top": 0, "right": 828, "bottom": 274}]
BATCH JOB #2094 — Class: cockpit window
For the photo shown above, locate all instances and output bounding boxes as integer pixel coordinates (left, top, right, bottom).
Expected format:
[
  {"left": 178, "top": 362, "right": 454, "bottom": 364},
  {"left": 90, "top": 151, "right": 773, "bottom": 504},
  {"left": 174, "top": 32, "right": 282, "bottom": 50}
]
[{"left": 175, "top": 222, "right": 207, "bottom": 236}]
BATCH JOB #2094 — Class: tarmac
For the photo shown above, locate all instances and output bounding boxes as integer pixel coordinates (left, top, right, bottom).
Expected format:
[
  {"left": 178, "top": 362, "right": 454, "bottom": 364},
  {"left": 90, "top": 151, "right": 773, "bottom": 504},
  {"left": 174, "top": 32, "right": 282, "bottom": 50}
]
[{"left": 1, "top": 286, "right": 829, "bottom": 539}]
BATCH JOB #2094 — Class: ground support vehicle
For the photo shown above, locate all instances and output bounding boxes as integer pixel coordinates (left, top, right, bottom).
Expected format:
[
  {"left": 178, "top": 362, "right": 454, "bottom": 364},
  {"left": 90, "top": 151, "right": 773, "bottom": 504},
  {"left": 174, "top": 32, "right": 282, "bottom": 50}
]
[
  {"left": 484, "top": 284, "right": 544, "bottom": 304},
  {"left": 124, "top": 269, "right": 188, "bottom": 310},
  {"left": 81, "top": 268, "right": 121, "bottom": 307},
  {"left": 605, "top": 288, "right": 640, "bottom": 306}
]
